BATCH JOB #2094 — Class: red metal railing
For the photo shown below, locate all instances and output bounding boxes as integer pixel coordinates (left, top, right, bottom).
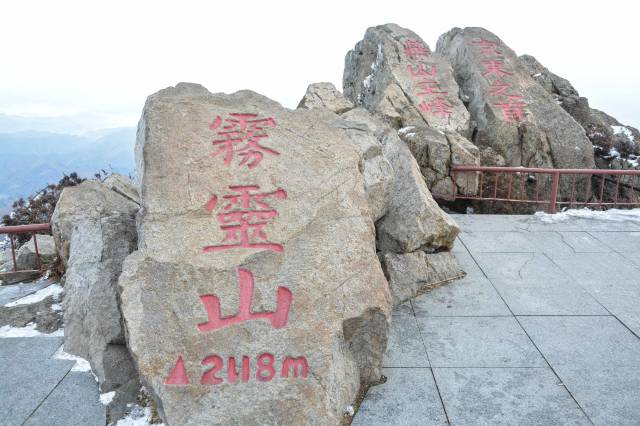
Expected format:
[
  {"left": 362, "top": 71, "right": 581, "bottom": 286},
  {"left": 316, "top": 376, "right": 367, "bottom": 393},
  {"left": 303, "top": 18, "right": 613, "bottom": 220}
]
[
  {"left": 0, "top": 223, "right": 52, "bottom": 273},
  {"left": 434, "top": 166, "right": 640, "bottom": 213}
]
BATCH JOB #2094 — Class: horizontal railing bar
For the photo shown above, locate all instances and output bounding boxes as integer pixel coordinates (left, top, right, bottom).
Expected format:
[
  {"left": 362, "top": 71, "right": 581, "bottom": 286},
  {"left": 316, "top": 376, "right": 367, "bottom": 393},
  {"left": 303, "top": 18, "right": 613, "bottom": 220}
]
[
  {"left": 451, "top": 166, "right": 640, "bottom": 175},
  {"left": 0, "top": 223, "right": 51, "bottom": 234}
]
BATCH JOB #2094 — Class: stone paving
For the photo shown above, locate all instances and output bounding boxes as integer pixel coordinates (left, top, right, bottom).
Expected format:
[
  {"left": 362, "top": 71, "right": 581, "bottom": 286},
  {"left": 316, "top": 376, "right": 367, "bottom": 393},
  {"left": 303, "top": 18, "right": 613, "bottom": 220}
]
[
  {"left": 1, "top": 214, "right": 640, "bottom": 425},
  {"left": 354, "top": 214, "right": 640, "bottom": 426}
]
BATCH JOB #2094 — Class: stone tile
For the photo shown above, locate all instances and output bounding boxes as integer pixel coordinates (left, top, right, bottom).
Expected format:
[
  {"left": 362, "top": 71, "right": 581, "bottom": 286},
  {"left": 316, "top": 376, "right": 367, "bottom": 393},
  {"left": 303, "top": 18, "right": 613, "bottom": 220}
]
[
  {"left": 452, "top": 250, "right": 486, "bottom": 281},
  {"left": 553, "top": 366, "right": 640, "bottom": 425},
  {"left": 383, "top": 314, "right": 429, "bottom": 367},
  {"left": 590, "top": 286, "right": 640, "bottom": 336},
  {"left": 412, "top": 276, "right": 511, "bottom": 317},
  {"left": 549, "top": 252, "right": 640, "bottom": 292},
  {"left": 451, "top": 236, "right": 468, "bottom": 253},
  {"left": 619, "top": 251, "right": 640, "bottom": 268},
  {"left": 558, "top": 231, "right": 614, "bottom": 252},
  {"left": 0, "top": 359, "right": 73, "bottom": 425},
  {"left": 433, "top": 367, "right": 590, "bottom": 426},
  {"left": 391, "top": 301, "right": 413, "bottom": 316},
  {"left": 490, "top": 276, "right": 607, "bottom": 316},
  {"left": 459, "top": 231, "right": 537, "bottom": 253},
  {"left": 417, "top": 317, "right": 545, "bottom": 367},
  {"left": 0, "top": 280, "right": 50, "bottom": 306},
  {"left": 352, "top": 368, "right": 447, "bottom": 426},
  {"left": 519, "top": 316, "right": 640, "bottom": 368},
  {"left": 24, "top": 372, "right": 105, "bottom": 426},
  {"left": 474, "top": 253, "right": 568, "bottom": 283},
  {"left": 527, "top": 218, "right": 640, "bottom": 232},
  {"left": 451, "top": 214, "right": 533, "bottom": 232},
  {"left": 590, "top": 231, "right": 640, "bottom": 253},
  {"left": 527, "top": 231, "right": 610, "bottom": 255},
  {"left": 0, "top": 337, "right": 64, "bottom": 360}
]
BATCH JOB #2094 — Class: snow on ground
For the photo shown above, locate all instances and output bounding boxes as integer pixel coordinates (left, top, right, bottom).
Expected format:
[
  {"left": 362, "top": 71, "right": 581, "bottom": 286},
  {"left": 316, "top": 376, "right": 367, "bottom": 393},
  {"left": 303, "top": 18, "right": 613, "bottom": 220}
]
[
  {"left": 535, "top": 207, "right": 640, "bottom": 223},
  {"left": 117, "top": 405, "right": 164, "bottom": 426},
  {"left": 4, "top": 283, "right": 63, "bottom": 307},
  {"left": 52, "top": 345, "right": 93, "bottom": 373},
  {"left": 0, "top": 322, "right": 63, "bottom": 337}
]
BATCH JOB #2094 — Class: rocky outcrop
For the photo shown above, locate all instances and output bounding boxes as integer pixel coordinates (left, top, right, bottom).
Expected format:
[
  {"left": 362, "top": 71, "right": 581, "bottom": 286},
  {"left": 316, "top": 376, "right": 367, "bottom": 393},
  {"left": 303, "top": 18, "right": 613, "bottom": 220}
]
[
  {"left": 119, "top": 83, "right": 392, "bottom": 425},
  {"left": 102, "top": 172, "right": 141, "bottom": 205},
  {"left": 519, "top": 54, "right": 639, "bottom": 168},
  {"left": 51, "top": 178, "right": 140, "bottom": 421},
  {"left": 298, "top": 82, "right": 354, "bottom": 114},
  {"left": 436, "top": 27, "right": 595, "bottom": 171},
  {"left": 343, "top": 23, "right": 479, "bottom": 198}
]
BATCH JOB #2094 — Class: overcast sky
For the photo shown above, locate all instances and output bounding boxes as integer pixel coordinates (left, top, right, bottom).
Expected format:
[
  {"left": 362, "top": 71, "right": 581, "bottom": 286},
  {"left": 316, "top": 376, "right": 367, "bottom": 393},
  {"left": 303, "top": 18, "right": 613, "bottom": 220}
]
[{"left": 1, "top": 0, "right": 638, "bottom": 131}]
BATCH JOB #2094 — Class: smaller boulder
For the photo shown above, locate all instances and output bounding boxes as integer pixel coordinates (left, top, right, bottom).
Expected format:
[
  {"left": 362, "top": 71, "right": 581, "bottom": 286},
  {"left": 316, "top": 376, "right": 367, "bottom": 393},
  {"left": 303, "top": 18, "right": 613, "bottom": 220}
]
[
  {"left": 298, "top": 82, "right": 354, "bottom": 114},
  {"left": 381, "top": 251, "right": 465, "bottom": 306},
  {"left": 102, "top": 173, "right": 140, "bottom": 205},
  {"left": 15, "top": 235, "right": 56, "bottom": 270}
]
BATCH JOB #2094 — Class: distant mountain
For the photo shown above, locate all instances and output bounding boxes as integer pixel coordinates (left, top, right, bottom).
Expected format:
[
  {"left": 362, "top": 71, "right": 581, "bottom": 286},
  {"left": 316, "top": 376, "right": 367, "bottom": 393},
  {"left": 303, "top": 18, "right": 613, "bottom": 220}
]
[
  {"left": 0, "top": 112, "right": 138, "bottom": 135},
  {"left": 0, "top": 127, "right": 136, "bottom": 214}
]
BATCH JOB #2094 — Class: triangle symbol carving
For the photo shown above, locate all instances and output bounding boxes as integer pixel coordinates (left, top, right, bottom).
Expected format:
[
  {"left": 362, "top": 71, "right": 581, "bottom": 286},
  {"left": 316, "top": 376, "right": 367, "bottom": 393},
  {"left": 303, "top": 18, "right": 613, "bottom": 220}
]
[{"left": 165, "top": 354, "right": 189, "bottom": 385}]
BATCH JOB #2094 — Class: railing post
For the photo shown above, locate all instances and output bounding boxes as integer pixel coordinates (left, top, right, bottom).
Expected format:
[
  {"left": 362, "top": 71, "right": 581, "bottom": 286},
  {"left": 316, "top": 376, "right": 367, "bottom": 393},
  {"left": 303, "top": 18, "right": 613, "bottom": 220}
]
[
  {"left": 10, "top": 234, "right": 17, "bottom": 272},
  {"left": 548, "top": 171, "right": 560, "bottom": 214}
]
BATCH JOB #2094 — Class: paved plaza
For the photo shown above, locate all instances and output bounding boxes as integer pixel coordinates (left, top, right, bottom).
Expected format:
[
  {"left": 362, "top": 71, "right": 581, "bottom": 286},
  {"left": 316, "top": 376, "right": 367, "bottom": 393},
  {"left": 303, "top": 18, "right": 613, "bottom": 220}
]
[
  {"left": 1, "top": 214, "right": 640, "bottom": 425},
  {"left": 354, "top": 213, "right": 640, "bottom": 425}
]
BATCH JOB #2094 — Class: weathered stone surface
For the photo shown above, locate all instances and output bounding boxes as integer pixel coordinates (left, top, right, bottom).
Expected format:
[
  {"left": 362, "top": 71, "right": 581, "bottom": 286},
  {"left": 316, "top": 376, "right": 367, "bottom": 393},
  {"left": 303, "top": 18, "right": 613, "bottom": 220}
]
[
  {"left": 119, "top": 83, "right": 391, "bottom": 425},
  {"left": 51, "top": 180, "right": 139, "bottom": 418},
  {"left": 329, "top": 117, "right": 394, "bottom": 220},
  {"left": 15, "top": 235, "right": 56, "bottom": 270},
  {"left": 0, "top": 270, "right": 40, "bottom": 285},
  {"left": 436, "top": 27, "right": 595, "bottom": 171},
  {"left": 381, "top": 251, "right": 465, "bottom": 306},
  {"left": 376, "top": 128, "right": 459, "bottom": 253},
  {"left": 344, "top": 23, "right": 470, "bottom": 135},
  {"left": 297, "top": 82, "right": 354, "bottom": 114},
  {"left": 102, "top": 173, "right": 141, "bottom": 205},
  {"left": 520, "top": 54, "right": 639, "bottom": 167}
]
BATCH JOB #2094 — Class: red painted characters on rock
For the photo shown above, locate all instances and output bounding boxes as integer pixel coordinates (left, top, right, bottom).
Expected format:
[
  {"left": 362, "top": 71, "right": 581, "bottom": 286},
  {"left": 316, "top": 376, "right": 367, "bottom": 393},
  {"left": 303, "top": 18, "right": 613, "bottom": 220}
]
[
  {"left": 471, "top": 38, "right": 504, "bottom": 57},
  {"left": 197, "top": 267, "right": 292, "bottom": 332},
  {"left": 203, "top": 185, "right": 287, "bottom": 253},
  {"left": 493, "top": 97, "right": 528, "bottom": 123},
  {"left": 419, "top": 97, "right": 453, "bottom": 118},
  {"left": 210, "top": 113, "right": 279, "bottom": 169},
  {"left": 403, "top": 39, "right": 431, "bottom": 60}
]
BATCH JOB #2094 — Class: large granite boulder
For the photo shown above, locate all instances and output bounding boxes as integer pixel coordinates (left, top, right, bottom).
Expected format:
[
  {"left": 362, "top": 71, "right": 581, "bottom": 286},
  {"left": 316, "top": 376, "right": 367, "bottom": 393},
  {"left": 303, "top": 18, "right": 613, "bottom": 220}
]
[
  {"left": 343, "top": 23, "right": 479, "bottom": 197},
  {"left": 297, "top": 82, "right": 354, "bottom": 114},
  {"left": 119, "top": 83, "right": 392, "bottom": 425},
  {"left": 436, "top": 27, "right": 595, "bottom": 171},
  {"left": 51, "top": 179, "right": 140, "bottom": 420}
]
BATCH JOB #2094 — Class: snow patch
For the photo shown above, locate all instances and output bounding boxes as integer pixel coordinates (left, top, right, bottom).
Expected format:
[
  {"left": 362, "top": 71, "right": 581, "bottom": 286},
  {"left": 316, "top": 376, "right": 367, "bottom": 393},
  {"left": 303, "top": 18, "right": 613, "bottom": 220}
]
[
  {"left": 4, "top": 283, "right": 63, "bottom": 307},
  {"left": 117, "top": 405, "right": 163, "bottom": 426},
  {"left": 51, "top": 303, "right": 62, "bottom": 311},
  {"left": 535, "top": 208, "right": 640, "bottom": 223},
  {"left": 0, "top": 322, "right": 63, "bottom": 337},
  {"left": 398, "top": 126, "right": 415, "bottom": 135},
  {"left": 533, "top": 73, "right": 542, "bottom": 77},
  {"left": 612, "top": 125, "right": 635, "bottom": 143},
  {"left": 53, "top": 345, "right": 94, "bottom": 373},
  {"left": 100, "top": 391, "right": 116, "bottom": 405}
]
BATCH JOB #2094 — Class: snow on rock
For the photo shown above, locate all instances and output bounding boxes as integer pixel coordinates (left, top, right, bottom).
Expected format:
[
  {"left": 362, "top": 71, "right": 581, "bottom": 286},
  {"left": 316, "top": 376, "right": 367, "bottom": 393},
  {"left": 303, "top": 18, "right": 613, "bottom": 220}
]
[
  {"left": 535, "top": 208, "right": 640, "bottom": 223},
  {"left": 116, "top": 405, "right": 164, "bottom": 426},
  {"left": 53, "top": 345, "right": 93, "bottom": 373},
  {"left": 612, "top": 125, "right": 635, "bottom": 143},
  {"left": 100, "top": 391, "right": 116, "bottom": 405},
  {"left": 0, "top": 322, "right": 64, "bottom": 337},
  {"left": 4, "top": 283, "right": 63, "bottom": 307}
]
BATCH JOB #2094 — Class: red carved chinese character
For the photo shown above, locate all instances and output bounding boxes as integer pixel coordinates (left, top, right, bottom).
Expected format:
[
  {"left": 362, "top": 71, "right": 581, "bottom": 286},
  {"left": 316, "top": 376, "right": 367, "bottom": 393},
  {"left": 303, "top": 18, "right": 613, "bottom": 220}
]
[
  {"left": 471, "top": 38, "right": 503, "bottom": 57},
  {"left": 481, "top": 60, "right": 512, "bottom": 78},
  {"left": 165, "top": 354, "right": 189, "bottom": 385},
  {"left": 407, "top": 63, "right": 436, "bottom": 78},
  {"left": 494, "top": 98, "right": 527, "bottom": 123},
  {"left": 198, "top": 267, "right": 292, "bottom": 332},
  {"left": 488, "top": 80, "right": 512, "bottom": 97},
  {"left": 419, "top": 97, "right": 453, "bottom": 118},
  {"left": 203, "top": 185, "right": 287, "bottom": 253},
  {"left": 416, "top": 80, "right": 448, "bottom": 97},
  {"left": 210, "top": 113, "right": 278, "bottom": 169},
  {"left": 403, "top": 39, "right": 431, "bottom": 60}
]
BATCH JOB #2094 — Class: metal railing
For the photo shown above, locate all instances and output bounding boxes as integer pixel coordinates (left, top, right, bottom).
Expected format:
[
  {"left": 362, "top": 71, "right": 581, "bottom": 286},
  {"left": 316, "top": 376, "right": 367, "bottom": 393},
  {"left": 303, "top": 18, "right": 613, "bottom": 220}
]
[
  {"left": 0, "top": 223, "right": 52, "bottom": 273},
  {"left": 433, "top": 166, "right": 640, "bottom": 213}
]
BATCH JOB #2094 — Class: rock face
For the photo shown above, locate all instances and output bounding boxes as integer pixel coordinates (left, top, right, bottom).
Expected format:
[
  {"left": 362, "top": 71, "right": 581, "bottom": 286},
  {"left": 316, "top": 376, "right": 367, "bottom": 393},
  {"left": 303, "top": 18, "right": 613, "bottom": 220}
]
[
  {"left": 381, "top": 251, "right": 465, "bottom": 306},
  {"left": 343, "top": 23, "right": 479, "bottom": 198},
  {"left": 436, "top": 27, "right": 595, "bottom": 171},
  {"left": 297, "top": 82, "right": 354, "bottom": 114},
  {"left": 519, "top": 54, "right": 639, "bottom": 167},
  {"left": 119, "top": 83, "right": 391, "bottom": 425},
  {"left": 51, "top": 178, "right": 139, "bottom": 419},
  {"left": 102, "top": 172, "right": 141, "bottom": 205},
  {"left": 15, "top": 234, "right": 56, "bottom": 270}
]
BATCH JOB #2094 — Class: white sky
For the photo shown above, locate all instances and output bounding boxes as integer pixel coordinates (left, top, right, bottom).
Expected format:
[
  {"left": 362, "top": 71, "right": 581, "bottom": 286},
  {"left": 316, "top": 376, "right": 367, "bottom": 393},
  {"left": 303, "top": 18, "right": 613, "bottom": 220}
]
[{"left": 1, "top": 0, "right": 638, "bottom": 130}]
